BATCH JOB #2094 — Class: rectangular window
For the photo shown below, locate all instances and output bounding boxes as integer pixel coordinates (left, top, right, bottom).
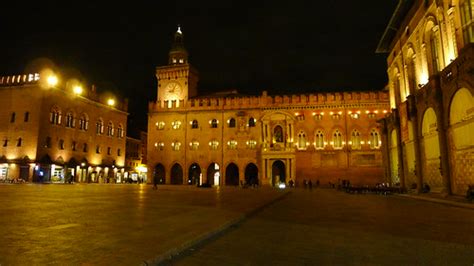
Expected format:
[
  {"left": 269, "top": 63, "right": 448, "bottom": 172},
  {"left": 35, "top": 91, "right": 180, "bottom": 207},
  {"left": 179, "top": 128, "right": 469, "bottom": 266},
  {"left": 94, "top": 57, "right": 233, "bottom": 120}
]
[
  {"left": 117, "top": 149, "right": 121, "bottom": 156},
  {"left": 3, "top": 139, "right": 7, "bottom": 147},
  {"left": 83, "top": 143, "right": 88, "bottom": 153},
  {"left": 72, "top": 141, "right": 77, "bottom": 151},
  {"left": 24, "top": 112, "right": 29, "bottom": 122},
  {"left": 10, "top": 112, "right": 15, "bottom": 123},
  {"left": 107, "top": 147, "right": 111, "bottom": 155},
  {"left": 17, "top": 138, "right": 22, "bottom": 147},
  {"left": 59, "top": 139, "right": 65, "bottom": 150},
  {"left": 96, "top": 145, "right": 101, "bottom": 154}
]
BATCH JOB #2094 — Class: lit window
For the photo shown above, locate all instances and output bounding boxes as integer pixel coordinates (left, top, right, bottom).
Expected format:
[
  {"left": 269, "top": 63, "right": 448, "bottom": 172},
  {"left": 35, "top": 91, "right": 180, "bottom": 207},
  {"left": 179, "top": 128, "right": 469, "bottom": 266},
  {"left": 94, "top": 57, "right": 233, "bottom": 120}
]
[
  {"left": 172, "top": 58, "right": 177, "bottom": 63},
  {"left": 190, "top": 140, "right": 199, "bottom": 150},
  {"left": 156, "top": 121, "right": 165, "bottom": 130},
  {"left": 227, "top": 140, "right": 238, "bottom": 149},
  {"left": 228, "top": 118, "right": 236, "bottom": 128},
  {"left": 350, "top": 113, "right": 360, "bottom": 119},
  {"left": 297, "top": 131, "right": 307, "bottom": 150},
  {"left": 461, "top": 0, "right": 474, "bottom": 43},
  {"left": 79, "top": 114, "right": 89, "bottom": 131},
  {"left": 209, "top": 140, "right": 219, "bottom": 150},
  {"left": 331, "top": 114, "right": 341, "bottom": 120},
  {"left": 370, "top": 129, "right": 381, "bottom": 149},
  {"left": 171, "top": 141, "right": 181, "bottom": 151},
  {"left": 191, "top": 120, "right": 199, "bottom": 129},
  {"left": 172, "top": 120, "right": 182, "bottom": 130},
  {"left": 107, "top": 122, "right": 114, "bottom": 136},
  {"left": 368, "top": 113, "right": 376, "bottom": 119},
  {"left": 351, "top": 130, "right": 361, "bottom": 150},
  {"left": 179, "top": 59, "right": 184, "bottom": 63},
  {"left": 50, "top": 107, "right": 61, "bottom": 125},
  {"left": 314, "top": 114, "right": 323, "bottom": 121},
  {"left": 117, "top": 124, "right": 124, "bottom": 138},
  {"left": 210, "top": 119, "right": 218, "bottom": 128},
  {"left": 247, "top": 139, "right": 257, "bottom": 149},
  {"left": 248, "top": 117, "right": 256, "bottom": 127},
  {"left": 96, "top": 119, "right": 104, "bottom": 135},
  {"left": 315, "top": 130, "right": 325, "bottom": 149},
  {"left": 65, "top": 113, "right": 74, "bottom": 128},
  {"left": 332, "top": 129, "right": 343, "bottom": 149}
]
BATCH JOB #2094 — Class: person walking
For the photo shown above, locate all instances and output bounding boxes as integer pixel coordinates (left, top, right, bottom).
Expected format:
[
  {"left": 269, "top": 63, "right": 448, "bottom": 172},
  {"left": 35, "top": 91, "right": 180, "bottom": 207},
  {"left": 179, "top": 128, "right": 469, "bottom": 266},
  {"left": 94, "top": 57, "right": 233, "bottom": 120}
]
[
  {"left": 308, "top": 180, "right": 313, "bottom": 190},
  {"left": 153, "top": 175, "right": 158, "bottom": 190}
]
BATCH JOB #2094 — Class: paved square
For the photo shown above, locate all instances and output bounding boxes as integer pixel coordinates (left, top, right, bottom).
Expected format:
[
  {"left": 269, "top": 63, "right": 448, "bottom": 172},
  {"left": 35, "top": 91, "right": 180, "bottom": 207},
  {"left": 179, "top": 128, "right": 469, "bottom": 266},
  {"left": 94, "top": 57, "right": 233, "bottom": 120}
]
[{"left": 0, "top": 184, "right": 285, "bottom": 265}]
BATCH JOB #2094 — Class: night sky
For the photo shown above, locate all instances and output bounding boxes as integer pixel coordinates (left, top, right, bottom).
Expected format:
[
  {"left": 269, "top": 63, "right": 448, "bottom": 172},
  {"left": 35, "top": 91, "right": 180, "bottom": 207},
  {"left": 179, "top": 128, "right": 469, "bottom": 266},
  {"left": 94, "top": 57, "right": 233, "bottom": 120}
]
[{"left": 0, "top": 1, "right": 398, "bottom": 135}]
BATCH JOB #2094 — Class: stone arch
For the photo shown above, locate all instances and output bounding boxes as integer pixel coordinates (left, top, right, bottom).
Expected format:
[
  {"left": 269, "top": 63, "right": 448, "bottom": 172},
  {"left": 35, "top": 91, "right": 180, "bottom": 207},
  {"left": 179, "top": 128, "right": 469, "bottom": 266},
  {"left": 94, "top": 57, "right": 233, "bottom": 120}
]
[
  {"left": 225, "top": 162, "right": 239, "bottom": 186},
  {"left": 421, "top": 107, "right": 442, "bottom": 189},
  {"left": 272, "top": 160, "right": 286, "bottom": 187},
  {"left": 207, "top": 162, "right": 220, "bottom": 186},
  {"left": 188, "top": 163, "right": 201, "bottom": 185},
  {"left": 405, "top": 45, "right": 418, "bottom": 94},
  {"left": 423, "top": 16, "right": 443, "bottom": 75},
  {"left": 153, "top": 164, "right": 166, "bottom": 184},
  {"left": 170, "top": 163, "right": 183, "bottom": 185},
  {"left": 245, "top": 163, "right": 259, "bottom": 186},
  {"left": 448, "top": 88, "right": 474, "bottom": 194}
]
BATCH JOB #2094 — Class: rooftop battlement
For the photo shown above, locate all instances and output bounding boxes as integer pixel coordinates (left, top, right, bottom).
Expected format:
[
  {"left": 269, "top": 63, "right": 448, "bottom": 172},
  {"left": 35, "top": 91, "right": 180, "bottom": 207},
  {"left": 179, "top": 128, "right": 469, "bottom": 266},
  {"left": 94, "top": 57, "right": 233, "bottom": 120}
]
[{"left": 149, "top": 90, "right": 389, "bottom": 112}]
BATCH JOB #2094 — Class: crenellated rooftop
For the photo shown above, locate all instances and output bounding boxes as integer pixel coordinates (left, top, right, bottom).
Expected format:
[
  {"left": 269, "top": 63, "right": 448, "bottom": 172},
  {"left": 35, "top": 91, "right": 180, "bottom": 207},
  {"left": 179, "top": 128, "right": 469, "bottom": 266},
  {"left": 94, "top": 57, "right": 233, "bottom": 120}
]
[{"left": 149, "top": 90, "right": 389, "bottom": 112}]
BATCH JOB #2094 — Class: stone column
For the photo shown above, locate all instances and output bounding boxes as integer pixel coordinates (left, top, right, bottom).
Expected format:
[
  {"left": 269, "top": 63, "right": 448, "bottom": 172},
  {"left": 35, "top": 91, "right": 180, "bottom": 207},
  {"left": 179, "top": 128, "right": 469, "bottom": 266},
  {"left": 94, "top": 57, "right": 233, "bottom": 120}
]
[
  {"left": 436, "top": 102, "right": 452, "bottom": 195},
  {"left": 408, "top": 95, "right": 423, "bottom": 193}
]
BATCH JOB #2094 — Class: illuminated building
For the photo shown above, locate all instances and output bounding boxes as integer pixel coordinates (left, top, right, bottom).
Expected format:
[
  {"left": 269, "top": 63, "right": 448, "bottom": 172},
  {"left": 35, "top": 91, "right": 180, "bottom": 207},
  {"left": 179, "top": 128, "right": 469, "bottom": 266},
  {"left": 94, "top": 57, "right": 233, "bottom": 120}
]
[
  {"left": 0, "top": 72, "right": 128, "bottom": 183},
  {"left": 147, "top": 27, "right": 391, "bottom": 186},
  {"left": 125, "top": 131, "right": 147, "bottom": 183},
  {"left": 377, "top": 0, "right": 473, "bottom": 195}
]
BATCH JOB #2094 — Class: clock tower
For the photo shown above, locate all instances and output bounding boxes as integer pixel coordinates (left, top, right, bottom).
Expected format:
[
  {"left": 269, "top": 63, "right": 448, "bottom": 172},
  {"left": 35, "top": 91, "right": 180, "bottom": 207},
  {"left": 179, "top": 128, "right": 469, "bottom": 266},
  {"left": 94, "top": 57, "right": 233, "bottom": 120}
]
[{"left": 156, "top": 26, "right": 199, "bottom": 105}]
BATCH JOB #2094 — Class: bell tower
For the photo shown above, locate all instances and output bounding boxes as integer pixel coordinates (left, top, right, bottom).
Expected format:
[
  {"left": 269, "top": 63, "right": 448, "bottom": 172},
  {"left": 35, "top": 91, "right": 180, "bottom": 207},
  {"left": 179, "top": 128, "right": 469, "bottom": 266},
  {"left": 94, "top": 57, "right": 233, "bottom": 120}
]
[{"left": 156, "top": 26, "right": 199, "bottom": 105}]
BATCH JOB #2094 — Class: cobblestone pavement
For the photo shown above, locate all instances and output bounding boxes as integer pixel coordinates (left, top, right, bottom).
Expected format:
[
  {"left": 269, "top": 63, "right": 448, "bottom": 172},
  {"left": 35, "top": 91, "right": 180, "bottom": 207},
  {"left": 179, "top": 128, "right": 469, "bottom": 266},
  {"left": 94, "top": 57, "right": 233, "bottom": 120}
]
[
  {"left": 0, "top": 184, "right": 285, "bottom": 265},
  {"left": 171, "top": 188, "right": 474, "bottom": 266}
]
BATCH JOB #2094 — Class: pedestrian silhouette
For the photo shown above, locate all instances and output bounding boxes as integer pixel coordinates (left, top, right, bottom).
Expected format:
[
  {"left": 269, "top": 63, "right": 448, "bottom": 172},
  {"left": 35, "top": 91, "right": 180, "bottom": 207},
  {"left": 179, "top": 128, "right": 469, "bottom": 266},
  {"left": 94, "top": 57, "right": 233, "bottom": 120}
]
[{"left": 153, "top": 175, "right": 158, "bottom": 190}]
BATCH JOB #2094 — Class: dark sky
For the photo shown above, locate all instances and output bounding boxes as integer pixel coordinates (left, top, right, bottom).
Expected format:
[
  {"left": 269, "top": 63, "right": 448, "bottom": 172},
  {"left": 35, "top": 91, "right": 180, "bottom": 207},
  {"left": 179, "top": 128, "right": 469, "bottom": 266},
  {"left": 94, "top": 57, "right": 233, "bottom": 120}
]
[{"left": 0, "top": 1, "right": 397, "bottom": 134}]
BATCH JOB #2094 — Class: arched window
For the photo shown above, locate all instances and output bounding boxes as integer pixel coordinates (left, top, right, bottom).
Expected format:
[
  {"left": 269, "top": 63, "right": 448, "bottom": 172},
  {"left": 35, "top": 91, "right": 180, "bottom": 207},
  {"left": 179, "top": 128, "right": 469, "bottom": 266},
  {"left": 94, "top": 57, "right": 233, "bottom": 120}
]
[
  {"left": 209, "top": 140, "right": 219, "bottom": 150},
  {"left": 370, "top": 129, "right": 381, "bottom": 149},
  {"left": 461, "top": 0, "right": 474, "bottom": 43},
  {"left": 65, "top": 112, "right": 74, "bottom": 128},
  {"left": 406, "top": 49, "right": 417, "bottom": 93},
  {"left": 210, "top": 119, "right": 218, "bottom": 128},
  {"left": 79, "top": 114, "right": 89, "bottom": 131},
  {"left": 427, "top": 22, "right": 442, "bottom": 73},
  {"left": 107, "top": 122, "right": 114, "bottom": 136},
  {"left": 50, "top": 107, "right": 61, "bottom": 125},
  {"left": 172, "top": 141, "right": 181, "bottom": 151},
  {"left": 315, "top": 130, "right": 325, "bottom": 149},
  {"left": 247, "top": 139, "right": 257, "bottom": 149},
  {"left": 190, "top": 140, "right": 199, "bottom": 150},
  {"left": 154, "top": 141, "right": 165, "bottom": 151},
  {"left": 227, "top": 140, "right": 238, "bottom": 150},
  {"left": 297, "top": 131, "right": 307, "bottom": 150},
  {"left": 172, "top": 120, "right": 181, "bottom": 129},
  {"left": 332, "top": 129, "right": 343, "bottom": 149},
  {"left": 156, "top": 121, "right": 165, "bottom": 130},
  {"left": 96, "top": 145, "right": 101, "bottom": 154},
  {"left": 96, "top": 119, "right": 104, "bottom": 135},
  {"left": 248, "top": 117, "right": 256, "bottom": 127},
  {"left": 191, "top": 119, "right": 199, "bottom": 129},
  {"left": 59, "top": 139, "right": 65, "bottom": 150},
  {"left": 228, "top": 118, "right": 236, "bottom": 128},
  {"left": 273, "top": 125, "right": 284, "bottom": 143},
  {"left": 351, "top": 130, "right": 361, "bottom": 150},
  {"left": 117, "top": 124, "right": 124, "bottom": 138}
]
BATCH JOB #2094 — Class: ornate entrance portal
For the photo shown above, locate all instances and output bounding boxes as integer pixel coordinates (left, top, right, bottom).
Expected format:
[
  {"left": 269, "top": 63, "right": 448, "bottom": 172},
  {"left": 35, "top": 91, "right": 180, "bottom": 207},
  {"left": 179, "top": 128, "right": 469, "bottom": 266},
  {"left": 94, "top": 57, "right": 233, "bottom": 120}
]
[{"left": 272, "top": 160, "right": 286, "bottom": 186}]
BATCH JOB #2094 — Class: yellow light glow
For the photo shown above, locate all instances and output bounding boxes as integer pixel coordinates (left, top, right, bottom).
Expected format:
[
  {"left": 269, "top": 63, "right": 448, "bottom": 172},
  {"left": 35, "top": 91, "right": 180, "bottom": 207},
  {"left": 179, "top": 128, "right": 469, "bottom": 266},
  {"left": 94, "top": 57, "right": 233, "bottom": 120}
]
[
  {"left": 365, "top": 110, "right": 370, "bottom": 114},
  {"left": 320, "top": 112, "right": 324, "bottom": 115},
  {"left": 107, "top": 98, "right": 115, "bottom": 106},
  {"left": 47, "top": 75, "right": 58, "bottom": 87},
  {"left": 294, "top": 112, "right": 299, "bottom": 116},
  {"left": 383, "top": 110, "right": 388, "bottom": 114},
  {"left": 73, "top": 86, "right": 83, "bottom": 95},
  {"left": 348, "top": 111, "right": 352, "bottom": 114},
  {"left": 312, "top": 112, "right": 316, "bottom": 116},
  {"left": 329, "top": 111, "right": 334, "bottom": 115}
]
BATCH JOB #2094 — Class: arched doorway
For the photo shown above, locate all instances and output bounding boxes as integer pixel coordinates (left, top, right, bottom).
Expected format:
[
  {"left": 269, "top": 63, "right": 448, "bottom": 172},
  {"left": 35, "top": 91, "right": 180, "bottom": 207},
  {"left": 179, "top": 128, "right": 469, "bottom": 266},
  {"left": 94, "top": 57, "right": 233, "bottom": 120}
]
[
  {"left": 188, "top": 163, "right": 201, "bottom": 185},
  {"left": 421, "top": 107, "right": 442, "bottom": 189},
  {"left": 272, "top": 160, "right": 285, "bottom": 186},
  {"left": 154, "top": 164, "right": 166, "bottom": 184},
  {"left": 225, "top": 163, "right": 239, "bottom": 186},
  {"left": 390, "top": 129, "right": 399, "bottom": 184},
  {"left": 449, "top": 88, "right": 474, "bottom": 194},
  {"left": 245, "top": 163, "right": 258, "bottom": 186},
  {"left": 170, "top": 163, "right": 183, "bottom": 185},
  {"left": 207, "top": 163, "right": 220, "bottom": 186}
]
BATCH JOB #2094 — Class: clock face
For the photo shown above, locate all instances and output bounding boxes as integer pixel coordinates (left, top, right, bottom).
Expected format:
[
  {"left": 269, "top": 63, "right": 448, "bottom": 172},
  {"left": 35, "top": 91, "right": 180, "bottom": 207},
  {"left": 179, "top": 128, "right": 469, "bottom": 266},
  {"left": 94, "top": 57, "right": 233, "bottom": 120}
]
[{"left": 165, "top": 82, "right": 182, "bottom": 98}]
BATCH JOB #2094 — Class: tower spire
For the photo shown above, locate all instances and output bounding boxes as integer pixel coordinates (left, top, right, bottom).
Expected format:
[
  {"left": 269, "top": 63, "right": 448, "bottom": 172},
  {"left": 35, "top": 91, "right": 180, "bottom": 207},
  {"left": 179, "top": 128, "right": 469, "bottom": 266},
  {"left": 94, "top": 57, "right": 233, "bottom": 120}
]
[{"left": 169, "top": 25, "right": 188, "bottom": 65}]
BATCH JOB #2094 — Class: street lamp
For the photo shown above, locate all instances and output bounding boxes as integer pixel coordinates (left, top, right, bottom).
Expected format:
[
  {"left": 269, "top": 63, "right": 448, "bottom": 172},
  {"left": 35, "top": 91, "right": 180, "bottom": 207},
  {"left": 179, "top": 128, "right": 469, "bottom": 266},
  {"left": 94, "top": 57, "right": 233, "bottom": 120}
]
[
  {"left": 73, "top": 86, "right": 83, "bottom": 95},
  {"left": 47, "top": 75, "right": 58, "bottom": 87},
  {"left": 107, "top": 98, "right": 115, "bottom": 106}
]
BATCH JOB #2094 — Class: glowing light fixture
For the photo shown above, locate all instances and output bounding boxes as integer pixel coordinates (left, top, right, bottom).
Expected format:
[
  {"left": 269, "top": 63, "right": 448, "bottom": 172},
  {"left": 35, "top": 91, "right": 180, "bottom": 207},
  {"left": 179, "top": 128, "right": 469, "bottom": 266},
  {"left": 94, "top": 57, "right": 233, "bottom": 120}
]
[
  {"left": 73, "top": 86, "right": 83, "bottom": 95},
  {"left": 107, "top": 98, "right": 115, "bottom": 106},
  {"left": 47, "top": 75, "right": 58, "bottom": 87}
]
